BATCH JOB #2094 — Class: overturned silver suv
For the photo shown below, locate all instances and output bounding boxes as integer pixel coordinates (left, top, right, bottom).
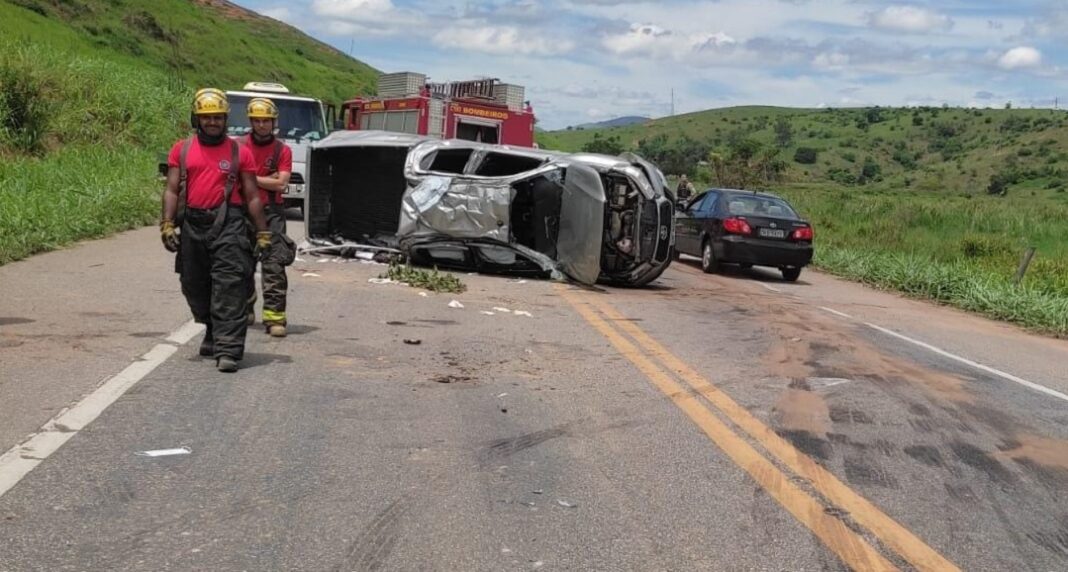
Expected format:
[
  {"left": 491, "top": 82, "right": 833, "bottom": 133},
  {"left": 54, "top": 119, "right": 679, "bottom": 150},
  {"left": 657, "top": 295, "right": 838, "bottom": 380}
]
[{"left": 306, "top": 131, "right": 675, "bottom": 286}]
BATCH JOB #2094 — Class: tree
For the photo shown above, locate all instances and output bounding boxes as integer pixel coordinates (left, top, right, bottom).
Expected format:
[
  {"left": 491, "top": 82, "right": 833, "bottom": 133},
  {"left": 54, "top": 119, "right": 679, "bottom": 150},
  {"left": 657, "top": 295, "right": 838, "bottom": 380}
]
[
  {"left": 582, "top": 132, "right": 625, "bottom": 155},
  {"left": 774, "top": 117, "right": 794, "bottom": 148},
  {"left": 793, "top": 147, "right": 818, "bottom": 164}
]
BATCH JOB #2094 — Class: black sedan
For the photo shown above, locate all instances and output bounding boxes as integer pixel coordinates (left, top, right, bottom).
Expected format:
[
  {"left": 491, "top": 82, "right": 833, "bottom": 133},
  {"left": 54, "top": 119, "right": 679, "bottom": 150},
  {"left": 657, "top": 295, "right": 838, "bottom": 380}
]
[{"left": 674, "top": 189, "right": 813, "bottom": 281}]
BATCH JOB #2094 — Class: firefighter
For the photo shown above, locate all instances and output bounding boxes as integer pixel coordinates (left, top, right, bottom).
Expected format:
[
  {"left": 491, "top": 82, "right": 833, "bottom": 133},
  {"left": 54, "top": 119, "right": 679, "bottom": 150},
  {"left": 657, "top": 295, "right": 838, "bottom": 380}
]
[
  {"left": 237, "top": 97, "right": 293, "bottom": 338},
  {"left": 160, "top": 88, "right": 271, "bottom": 373}
]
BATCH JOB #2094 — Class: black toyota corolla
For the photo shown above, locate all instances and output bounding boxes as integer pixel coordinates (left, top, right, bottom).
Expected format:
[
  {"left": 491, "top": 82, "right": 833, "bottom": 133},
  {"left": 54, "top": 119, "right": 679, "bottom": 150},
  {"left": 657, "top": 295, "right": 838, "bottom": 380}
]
[{"left": 673, "top": 188, "right": 813, "bottom": 281}]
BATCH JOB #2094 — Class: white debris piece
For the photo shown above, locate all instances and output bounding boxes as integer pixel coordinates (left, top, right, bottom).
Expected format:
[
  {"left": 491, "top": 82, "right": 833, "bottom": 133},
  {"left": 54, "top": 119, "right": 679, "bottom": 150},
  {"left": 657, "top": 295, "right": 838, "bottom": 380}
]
[
  {"left": 136, "top": 447, "right": 191, "bottom": 458},
  {"left": 480, "top": 311, "right": 496, "bottom": 316},
  {"left": 556, "top": 500, "right": 577, "bottom": 509},
  {"left": 317, "top": 258, "right": 330, "bottom": 263},
  {"left": 493, "top": 307, "right": 512, "bottom": 313},
  {"left": 302, "top": 273, "right": 321, "bottom": 278},
  {"left": 294, "top": 256, "right": 306, "bottom": 263},
  {"left": 514, "top": 311, "right": 533, "bottom": 317},
  {"left": 368, "top": 278, "right": 398, "bottom": 285},
  {"left": 419, "top": 292, "right": 429, "bottom": 297},
  {"left": 448, "top": 300, "right": 465, "bottom": 309}
]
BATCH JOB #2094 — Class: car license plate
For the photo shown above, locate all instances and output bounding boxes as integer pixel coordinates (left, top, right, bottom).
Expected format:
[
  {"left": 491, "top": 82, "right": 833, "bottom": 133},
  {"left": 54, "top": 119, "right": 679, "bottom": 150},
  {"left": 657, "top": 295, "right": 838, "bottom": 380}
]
[{"left": 759, "top": 228, "right": 786, "bottom": 239}]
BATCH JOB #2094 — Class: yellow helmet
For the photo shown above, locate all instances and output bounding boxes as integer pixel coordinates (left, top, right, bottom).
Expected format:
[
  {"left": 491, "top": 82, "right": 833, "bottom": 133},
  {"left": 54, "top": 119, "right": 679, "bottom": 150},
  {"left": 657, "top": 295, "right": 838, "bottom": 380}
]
[
  {"left": 247, "top": 97, "right": 278, "bottom": 119},
  {"left": 192, "top": 88, "right": 229, "bottom": 115}
]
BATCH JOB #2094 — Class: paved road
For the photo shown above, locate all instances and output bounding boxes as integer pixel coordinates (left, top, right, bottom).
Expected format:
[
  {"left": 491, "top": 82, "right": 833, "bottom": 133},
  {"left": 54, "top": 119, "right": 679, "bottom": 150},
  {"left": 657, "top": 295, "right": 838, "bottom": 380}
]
[{"left": 2, "top": 223, "right": 1068, "bottom": 571}]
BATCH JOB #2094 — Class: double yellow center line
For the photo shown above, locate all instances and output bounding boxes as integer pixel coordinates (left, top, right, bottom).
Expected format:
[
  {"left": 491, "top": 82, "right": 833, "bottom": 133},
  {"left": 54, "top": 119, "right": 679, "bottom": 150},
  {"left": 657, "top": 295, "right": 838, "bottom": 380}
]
[{"left": 558, "top": 287, "right": 960, "bottom": 572}]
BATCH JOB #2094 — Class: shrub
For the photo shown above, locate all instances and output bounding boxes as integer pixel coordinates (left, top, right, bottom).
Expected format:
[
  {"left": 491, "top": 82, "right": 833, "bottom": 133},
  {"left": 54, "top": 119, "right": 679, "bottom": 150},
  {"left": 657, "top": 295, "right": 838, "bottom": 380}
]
[{"left": 793, "top": 147, "right": 818, "bottom": 164}]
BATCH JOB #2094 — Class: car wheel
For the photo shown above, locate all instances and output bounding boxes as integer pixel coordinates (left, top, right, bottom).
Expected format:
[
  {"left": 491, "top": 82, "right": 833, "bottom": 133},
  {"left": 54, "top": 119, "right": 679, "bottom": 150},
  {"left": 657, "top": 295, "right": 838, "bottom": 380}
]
[
  {"left": 671, "top": 247, "right": 680, "bottom": 261},
  {"left": 781, "top": 267, "right": 801, "bottom": 282},
  {"left": 701, "top": 241, "right": 719, "bottom": 274}
]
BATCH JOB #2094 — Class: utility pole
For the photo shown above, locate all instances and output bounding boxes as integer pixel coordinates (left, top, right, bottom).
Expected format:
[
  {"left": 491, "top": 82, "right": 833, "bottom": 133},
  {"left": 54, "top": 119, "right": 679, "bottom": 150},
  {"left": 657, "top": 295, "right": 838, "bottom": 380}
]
[{"left": 671, "top": 88, "right": 675, "bottom": 116}]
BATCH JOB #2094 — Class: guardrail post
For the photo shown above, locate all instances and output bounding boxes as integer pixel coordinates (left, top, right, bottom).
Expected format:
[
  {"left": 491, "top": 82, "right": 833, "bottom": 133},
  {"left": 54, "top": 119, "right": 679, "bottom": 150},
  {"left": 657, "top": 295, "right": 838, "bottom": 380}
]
[{"left": 1013, "top": 246, "right": 1036, "bottom": 286}]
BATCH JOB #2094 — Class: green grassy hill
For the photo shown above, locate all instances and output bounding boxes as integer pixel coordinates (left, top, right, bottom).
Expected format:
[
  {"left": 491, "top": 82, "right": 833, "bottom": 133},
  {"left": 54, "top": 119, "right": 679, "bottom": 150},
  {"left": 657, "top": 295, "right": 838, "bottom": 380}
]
[
  {"left": 539, "top": 106, "right": 1068, "bottom": 335},
  {"left": 0, "top": 0, "right": 380, "bottom": 266},
  {"left": 1, "top": 0, "right": 379, "bottom": 103}
]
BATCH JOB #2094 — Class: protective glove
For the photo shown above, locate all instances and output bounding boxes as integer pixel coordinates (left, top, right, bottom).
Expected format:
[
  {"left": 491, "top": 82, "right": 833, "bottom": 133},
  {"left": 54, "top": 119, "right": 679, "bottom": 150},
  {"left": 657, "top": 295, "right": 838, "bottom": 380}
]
[
  {"left": 160, "top": 219, "right": 179, "bottom": 253},
  {"left": 253, "top": 231, "right": 272, "bottom": 261}
]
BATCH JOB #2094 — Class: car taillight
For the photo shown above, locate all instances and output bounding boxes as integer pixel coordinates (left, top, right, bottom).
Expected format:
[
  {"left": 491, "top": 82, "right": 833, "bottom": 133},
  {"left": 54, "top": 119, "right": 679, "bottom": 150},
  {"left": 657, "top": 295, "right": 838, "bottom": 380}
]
[
  {"left": 723, "top": 217, "right": 752, "bottom": 235},
  {"left": 791, "top": 226, "right": 813, "bottom": 241}
]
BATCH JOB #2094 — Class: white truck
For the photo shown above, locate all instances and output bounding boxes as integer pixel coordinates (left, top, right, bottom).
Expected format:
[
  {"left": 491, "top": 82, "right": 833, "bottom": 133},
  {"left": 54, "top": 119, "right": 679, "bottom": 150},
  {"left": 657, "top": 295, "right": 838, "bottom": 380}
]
[{"left": 224, "top": 82, "right": 334, "bottom": 215}]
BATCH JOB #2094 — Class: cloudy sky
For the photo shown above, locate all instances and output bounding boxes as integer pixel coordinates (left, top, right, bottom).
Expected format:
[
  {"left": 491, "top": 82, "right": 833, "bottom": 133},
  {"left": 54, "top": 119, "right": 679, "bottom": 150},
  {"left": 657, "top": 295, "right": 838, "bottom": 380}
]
[{"left": 233, "top": 0, "right": 1068, "bottom": 129}]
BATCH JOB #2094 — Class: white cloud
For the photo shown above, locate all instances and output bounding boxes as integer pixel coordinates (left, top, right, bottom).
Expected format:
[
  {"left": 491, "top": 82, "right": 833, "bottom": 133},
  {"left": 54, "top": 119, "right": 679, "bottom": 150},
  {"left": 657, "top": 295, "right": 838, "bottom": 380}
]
[
  {"left": 310, "top": 0, "right": 422, "bottom": 35},
  {"left": 260, "top": 6, "right": 292, "bottom": 22},
  {"left": 998, "top": 46, "right": 1042, "bottom": 70},
  {"left": 866, "top": 6, "right": 953, "bottom": 33},
  {"left": 432, "top": 26, "right": 575, "bottom": 56}
]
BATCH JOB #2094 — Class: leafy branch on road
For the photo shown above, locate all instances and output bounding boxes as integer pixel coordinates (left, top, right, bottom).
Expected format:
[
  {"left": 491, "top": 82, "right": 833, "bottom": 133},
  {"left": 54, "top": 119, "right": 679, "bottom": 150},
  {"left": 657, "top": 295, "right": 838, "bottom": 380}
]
[{"left": 381, "top": 260, "right": 467, "bottom": 294}]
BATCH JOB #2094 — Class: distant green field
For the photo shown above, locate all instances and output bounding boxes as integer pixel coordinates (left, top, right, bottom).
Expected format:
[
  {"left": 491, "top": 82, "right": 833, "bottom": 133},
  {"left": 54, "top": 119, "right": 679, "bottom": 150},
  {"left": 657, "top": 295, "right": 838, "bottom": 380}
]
[{"left": 539, "top": 106, "right": 1068, "bottom": 335}]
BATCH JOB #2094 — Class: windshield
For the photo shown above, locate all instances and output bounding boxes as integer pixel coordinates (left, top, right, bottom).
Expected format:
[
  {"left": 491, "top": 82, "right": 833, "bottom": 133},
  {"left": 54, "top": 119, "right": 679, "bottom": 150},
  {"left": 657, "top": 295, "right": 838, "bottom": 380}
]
[
  {"left": 226, "top": 94, "right": 326, "bottom": 142},
  {"left": 725, "top": 195, "right": 799, "bottom": 219}
]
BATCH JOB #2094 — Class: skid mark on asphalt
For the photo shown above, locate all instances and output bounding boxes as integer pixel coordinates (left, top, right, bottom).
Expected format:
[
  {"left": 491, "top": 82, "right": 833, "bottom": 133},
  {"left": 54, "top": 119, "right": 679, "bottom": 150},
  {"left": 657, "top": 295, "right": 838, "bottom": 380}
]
[
  {"left": 562, "top": 286, "right": 965, "bottom": 572},
  {"left": 335, "top": 496, "right": 412, "bottom": 572}
]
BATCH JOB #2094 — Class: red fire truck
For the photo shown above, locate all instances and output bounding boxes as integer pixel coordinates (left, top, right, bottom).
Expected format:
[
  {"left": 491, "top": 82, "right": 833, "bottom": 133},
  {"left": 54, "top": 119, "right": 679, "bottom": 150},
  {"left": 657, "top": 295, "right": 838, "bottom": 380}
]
[{"left": 341, "top": 72, "right": 536, "bottom": 147}]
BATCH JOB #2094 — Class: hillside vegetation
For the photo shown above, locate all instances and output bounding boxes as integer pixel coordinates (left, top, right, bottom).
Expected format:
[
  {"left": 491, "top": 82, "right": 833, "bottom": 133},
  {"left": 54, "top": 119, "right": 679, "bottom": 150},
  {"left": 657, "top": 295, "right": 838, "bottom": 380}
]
[
  {"left": 539, "top": 106, "right": 1068, "bottom": 335},
  {"left": 1, "top": 0, "right": 378, "bottom": 102},
  {"left": 0, "top": 0, "right": 380, "bottom": 265}
]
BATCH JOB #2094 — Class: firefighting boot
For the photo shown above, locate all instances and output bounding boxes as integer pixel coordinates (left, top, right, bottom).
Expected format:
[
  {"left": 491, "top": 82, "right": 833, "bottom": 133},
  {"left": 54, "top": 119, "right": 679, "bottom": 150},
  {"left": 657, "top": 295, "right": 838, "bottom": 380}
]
[
  {"left": 216, "top": 356, "right": 238, "bottom": 373},
  {"left": 267, "top": 323, "right": 286, "bottom": 338}
]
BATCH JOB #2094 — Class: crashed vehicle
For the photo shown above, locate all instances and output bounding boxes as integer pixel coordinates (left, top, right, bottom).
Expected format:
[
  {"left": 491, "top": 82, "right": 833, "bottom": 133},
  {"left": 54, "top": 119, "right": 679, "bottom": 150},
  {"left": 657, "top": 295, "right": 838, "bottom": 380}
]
[{"left": 306, "top": 131, "right": 675, "bottom": 286}]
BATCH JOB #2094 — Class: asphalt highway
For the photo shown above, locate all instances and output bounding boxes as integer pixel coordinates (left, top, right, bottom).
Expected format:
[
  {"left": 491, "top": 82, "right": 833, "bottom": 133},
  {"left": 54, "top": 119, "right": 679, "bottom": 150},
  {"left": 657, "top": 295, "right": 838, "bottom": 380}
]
[{"left": 2, "top": 222, "right": 1067, "bottom": 571}]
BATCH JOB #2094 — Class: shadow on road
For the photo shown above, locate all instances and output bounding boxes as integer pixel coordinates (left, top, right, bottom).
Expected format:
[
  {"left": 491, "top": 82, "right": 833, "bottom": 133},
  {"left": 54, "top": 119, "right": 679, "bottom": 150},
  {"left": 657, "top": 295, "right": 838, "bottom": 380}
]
[{"left": 675, "top": 256, "right": 810, "bottom": 286}]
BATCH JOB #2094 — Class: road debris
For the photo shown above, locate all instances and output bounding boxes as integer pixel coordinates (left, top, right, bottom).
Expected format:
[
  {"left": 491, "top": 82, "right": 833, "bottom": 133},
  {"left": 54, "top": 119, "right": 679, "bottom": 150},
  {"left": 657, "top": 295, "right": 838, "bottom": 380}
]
[
  {"left": 302, "top": 272, "right": 321, "bottom": 278},
  {"left": 135, "top": 447, "right": 191, "bottom": 458},
  {"left": 493, "top": 307, "right": 512, "bottom": 313},
  {"left": 514, "top": 310, "right": 533, "bottom": 317},
  {"left": 497, "top": 393, "right": 508, "bottom": 398},
  {"left": 807, "top": 377, "right": 852, "bottom": 388},
  {"left": 383, "top": 261, "right": 466, "bottom": 293},
  {"left": 403, "top": 339, "right": 422, "bottom": 345},
  {"left": 386, "top": 321, "right": 407, "bottom": 326},
  {"left": 434, "top": 374, "right": 473, "bottom": 384},
  {"left": 448, "top": 300, "right": 465, "bottom": 309},
  {"left": 532, "top": 489, "right": 544, "bottom": 495},
  {"left": 556, "top": 500, "right": 577, "bottom": 509},
  {"left": 480, "top": 311, "right": 496, "bottom": 316},
  {"left": 418, "top": 292, "right": 429, "bottom": 297}
]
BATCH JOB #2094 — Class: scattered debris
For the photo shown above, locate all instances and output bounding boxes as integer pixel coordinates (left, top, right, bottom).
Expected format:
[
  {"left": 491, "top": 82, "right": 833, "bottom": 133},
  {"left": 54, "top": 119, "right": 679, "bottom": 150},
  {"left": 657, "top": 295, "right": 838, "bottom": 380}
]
[
  {"left": 386, "top": 321, "right": 407, "bottom": 326},
  {"left": 382, "top": 260, "right": 466, "bottom": 293},
  {"left": 294, "top": 256, "right": 306, "bottom": 263},
  {"left": 136, "top": 447, "right": 191, "bottom": 458},
  {"left": 317, "top": 258, "right": 330, "bottom": 263},
  {"left": 808, "top": 377, "right": 852, "bottom": 388},
  {"left": 532, "top": 561, "right": 544, "bottom": 569},
  {"left": 514, "top": 310, "right": 533, "bottom": 317},
  {"left": 502, "top": 548, "right": 513, "bottom": 554},
  {"left": 497, "top": 393, "right": 508, "bottom": 398},
  {"left": 532, "top": 489, "right": 544, "bottom": 495},
  {"left": 418, "top": 292, "right": 429, "bottom": 297},
  {"left": 510, "top": 279, "right": 528, "bottom": 284},
  {"left": 448, "top": 300, "right": 465, "bottom": 309},
  {"left": 493, "top": 307, "right": 512, "bottom": 313},
  {"left": 791, "top": 337, "right": 802, "bottom": 342},
  {"left": 500, "top": 407, "right": 508, "bottom": 413},
  {"left": 403, "top": 339, "right": 422, "bottom": 345},
  {"left": 557, "top": 500, "right": 577, "bottom": 509},
  {"left": 522, "top": 501, "right": 536, "bottom": 507},
  {"left": 480, "top": 311, "right": 496, "bottom": 316},
  {"left": 368, "top": 278, "right": 399, "bottom": 285},
  {"left": 434, "top": 375, "right": 473, "bottom": 384},
  {"left": 302, "top": 272, "right": 321, "bottom": 278}
]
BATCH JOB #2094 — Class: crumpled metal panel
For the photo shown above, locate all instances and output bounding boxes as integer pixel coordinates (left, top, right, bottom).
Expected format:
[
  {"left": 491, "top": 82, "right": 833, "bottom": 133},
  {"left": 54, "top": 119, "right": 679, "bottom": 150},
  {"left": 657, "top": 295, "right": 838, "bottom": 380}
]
[
  {"left": 556, "top": 163, "right": 606, "bottom": 285},
  {"left": 398, "top": 176, "right": 512, "bottom": 242}
]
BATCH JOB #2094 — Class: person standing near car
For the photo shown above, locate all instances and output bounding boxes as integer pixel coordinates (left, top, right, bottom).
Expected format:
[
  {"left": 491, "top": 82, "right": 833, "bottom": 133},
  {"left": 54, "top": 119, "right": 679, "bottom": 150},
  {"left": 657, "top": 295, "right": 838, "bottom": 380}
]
[
  {"left": 160, "top": 88, "right": 271, "bottom": 372},
  {"left": 235, "top": 97, "right": 294, "bottom": 338},
  {"left": 676, "top": 174, "right": 695, "bottom": 204}
]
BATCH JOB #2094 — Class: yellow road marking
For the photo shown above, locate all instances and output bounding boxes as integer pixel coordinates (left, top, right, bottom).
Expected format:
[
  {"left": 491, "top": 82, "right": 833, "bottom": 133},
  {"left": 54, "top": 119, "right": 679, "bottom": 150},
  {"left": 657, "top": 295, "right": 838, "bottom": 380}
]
[
  {"left": 558, "top": 288, "right": 898, "bottom": 572},
  {"left": 581, "top": 291, "right": 961, "bottom": 572}
]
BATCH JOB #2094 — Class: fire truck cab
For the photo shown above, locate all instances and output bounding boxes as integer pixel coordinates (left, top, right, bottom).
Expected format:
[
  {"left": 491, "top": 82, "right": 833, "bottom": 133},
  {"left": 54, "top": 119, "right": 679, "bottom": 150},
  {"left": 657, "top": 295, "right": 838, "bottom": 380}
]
[{"left": 341, "top": 72, "right": 536, "bottom": 147}]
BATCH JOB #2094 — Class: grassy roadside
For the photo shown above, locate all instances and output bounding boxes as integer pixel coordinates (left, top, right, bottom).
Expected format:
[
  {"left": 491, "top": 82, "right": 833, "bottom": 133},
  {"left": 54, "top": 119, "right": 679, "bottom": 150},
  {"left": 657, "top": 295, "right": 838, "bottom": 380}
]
[
  {"left": 774, "top": 185, "right": 1068, "bottom": 336},
  {"left": 0, "top": 41, "right": 185, "bottom": 265}
]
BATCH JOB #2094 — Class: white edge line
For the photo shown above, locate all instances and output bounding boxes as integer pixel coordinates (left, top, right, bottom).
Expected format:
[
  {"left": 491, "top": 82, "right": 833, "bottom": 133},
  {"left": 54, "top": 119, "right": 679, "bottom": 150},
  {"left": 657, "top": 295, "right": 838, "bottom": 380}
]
[
  {"left": 864, "top": 322, "right": 1068, "bottom": 404},
  {"left": 819, "top": 306, "right": 854, "bottom": 319},
  {"left": 167, "top": 320, "right": 204, "bottom": 345},
  {"left": 0, "top": 320, "right": 195, "bottom": 498}
]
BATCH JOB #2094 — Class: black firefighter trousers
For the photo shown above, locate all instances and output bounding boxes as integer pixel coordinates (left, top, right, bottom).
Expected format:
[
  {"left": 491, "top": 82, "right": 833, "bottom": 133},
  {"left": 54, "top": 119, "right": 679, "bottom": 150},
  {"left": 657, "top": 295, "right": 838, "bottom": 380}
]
[
  {"left": 177, "top": 207, "right": 254, "bottom": 360},
  {"left": 249, "top": 203, "right": 288, "bottom": 326}
]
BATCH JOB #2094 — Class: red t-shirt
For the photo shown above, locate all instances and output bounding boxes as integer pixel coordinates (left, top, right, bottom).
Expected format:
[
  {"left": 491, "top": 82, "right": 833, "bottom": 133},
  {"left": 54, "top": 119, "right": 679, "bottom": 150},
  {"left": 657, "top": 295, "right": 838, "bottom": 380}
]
[
  {"left": 167, "top": 137, "right": 256, "bottom": 209},
  {"left": 232, "top": 136, "right": 294, "bottom": 205}
]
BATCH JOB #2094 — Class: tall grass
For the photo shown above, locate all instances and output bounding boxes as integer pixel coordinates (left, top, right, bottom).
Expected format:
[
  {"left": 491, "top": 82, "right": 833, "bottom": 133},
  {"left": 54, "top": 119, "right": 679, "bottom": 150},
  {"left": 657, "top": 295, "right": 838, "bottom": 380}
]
[
  {"left": 0, "top": 41, "right": 186, "bottom": 264},
  {"left": 776, "top": 185, "right": 1068, "bottom": 335}
]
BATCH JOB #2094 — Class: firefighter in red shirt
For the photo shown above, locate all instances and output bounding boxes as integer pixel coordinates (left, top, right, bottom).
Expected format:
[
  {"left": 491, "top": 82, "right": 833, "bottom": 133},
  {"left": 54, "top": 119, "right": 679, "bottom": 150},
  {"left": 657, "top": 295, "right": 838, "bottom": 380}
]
[
  {"left": 160, "top": 89, "right": 270, "bottom": 373},
  {"left": 237, "top": 97, "right": 293, "bottom": 337}
]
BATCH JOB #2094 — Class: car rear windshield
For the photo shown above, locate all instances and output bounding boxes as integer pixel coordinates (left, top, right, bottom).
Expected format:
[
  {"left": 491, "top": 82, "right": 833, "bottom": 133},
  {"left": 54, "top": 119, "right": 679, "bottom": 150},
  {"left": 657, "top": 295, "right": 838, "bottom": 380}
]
[{"left": 724, "top": 195, "right": 798, "bottom": 219}]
